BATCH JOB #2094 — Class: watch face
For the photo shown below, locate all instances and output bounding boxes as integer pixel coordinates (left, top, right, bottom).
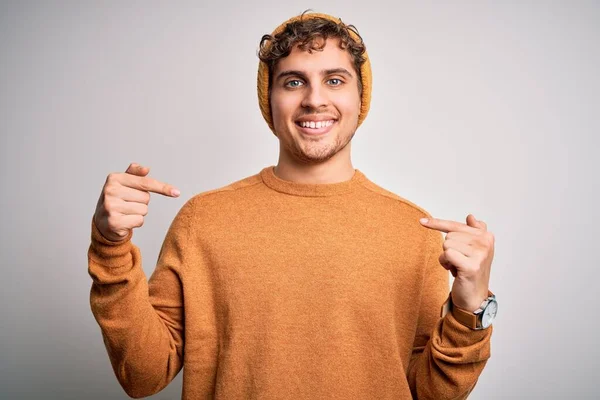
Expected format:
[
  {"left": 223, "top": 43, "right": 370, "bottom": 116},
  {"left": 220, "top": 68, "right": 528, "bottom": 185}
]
[{"left": 481, "top": 299, "right": 498, "bottom": 328}]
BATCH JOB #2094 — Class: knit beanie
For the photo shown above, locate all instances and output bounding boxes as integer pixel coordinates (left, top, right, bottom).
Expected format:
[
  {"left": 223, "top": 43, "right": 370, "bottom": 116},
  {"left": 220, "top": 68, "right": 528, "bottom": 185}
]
[{"left": 257, "top": 12, "right": 372, "bottom": 136}]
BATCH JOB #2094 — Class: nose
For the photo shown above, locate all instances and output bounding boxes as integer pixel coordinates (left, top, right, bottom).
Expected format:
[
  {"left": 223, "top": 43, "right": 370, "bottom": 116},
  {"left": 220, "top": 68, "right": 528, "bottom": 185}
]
[{"left": 300, "top": 83, "right": 329, "bottom": 110}]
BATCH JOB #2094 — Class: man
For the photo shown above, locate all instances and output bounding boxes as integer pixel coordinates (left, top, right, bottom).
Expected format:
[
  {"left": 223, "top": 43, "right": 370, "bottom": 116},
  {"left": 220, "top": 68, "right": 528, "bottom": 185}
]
[{"left": 89, "top": 11, "right": 497, "bottom": 399}]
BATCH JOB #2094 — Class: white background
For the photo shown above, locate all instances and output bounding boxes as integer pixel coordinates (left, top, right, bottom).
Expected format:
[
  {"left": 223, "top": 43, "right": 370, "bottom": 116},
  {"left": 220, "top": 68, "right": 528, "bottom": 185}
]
[{"left": 1, "top": 1, "right": 598, "bottom": 398}]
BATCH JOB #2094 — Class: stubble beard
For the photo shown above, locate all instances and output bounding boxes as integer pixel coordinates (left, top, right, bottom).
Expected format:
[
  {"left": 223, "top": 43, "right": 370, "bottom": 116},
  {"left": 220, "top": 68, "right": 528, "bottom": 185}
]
[{"left": 289, "top": 125, "right": 356, "bottom": 165}]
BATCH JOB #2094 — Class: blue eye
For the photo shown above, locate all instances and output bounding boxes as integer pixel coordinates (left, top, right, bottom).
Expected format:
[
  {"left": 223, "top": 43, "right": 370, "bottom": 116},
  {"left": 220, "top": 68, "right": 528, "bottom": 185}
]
[
  {"left": 285, "top": 80, "right": 303, "bottom": 88},
  {"left": 328, "top": 78, "right": 343, "bottom": 86}
]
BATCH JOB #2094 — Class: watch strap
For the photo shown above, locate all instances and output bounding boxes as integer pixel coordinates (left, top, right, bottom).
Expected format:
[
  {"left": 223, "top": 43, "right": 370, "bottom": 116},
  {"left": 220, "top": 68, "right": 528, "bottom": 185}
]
[
  {"left": 441, "top": 290, "right": 495, "bottom": 330},
  {"left": 451, "top": 302, "right": 480, "bottom": 329}
]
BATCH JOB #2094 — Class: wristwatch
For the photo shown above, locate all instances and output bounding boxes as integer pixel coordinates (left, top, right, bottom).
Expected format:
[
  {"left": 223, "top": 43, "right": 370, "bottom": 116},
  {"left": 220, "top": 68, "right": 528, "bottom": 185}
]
[{"left": 441, "top": 291, "right": 498, "bottom": 330}]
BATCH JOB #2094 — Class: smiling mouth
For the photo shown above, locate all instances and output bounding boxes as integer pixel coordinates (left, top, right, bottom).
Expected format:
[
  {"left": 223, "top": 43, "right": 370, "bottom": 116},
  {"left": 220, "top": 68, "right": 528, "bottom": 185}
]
[
  {"left": 294, "top": 120, "right": 337, "bottom": 135},
  {"left": 295, "top": 120, "right": 336, "bottom": 129}
]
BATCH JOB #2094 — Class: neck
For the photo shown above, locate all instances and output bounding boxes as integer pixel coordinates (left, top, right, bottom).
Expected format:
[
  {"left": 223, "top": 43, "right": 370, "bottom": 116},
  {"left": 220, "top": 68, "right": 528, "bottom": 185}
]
[{"left": 274, "top": 147, "right": 355, "bottom": 184}]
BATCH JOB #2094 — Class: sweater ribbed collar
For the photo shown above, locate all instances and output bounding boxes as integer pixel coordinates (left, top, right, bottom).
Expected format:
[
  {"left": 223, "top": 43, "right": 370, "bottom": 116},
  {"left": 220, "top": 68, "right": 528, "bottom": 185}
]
[{"left": 260, "top": 165, "right": 366, "bottom": 197}]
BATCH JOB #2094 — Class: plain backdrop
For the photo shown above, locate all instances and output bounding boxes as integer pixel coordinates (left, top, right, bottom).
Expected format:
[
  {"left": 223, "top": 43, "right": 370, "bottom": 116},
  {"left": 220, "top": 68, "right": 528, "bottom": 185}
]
[{"left": 1, "top": 1, "right": 598, "bottom": 399}]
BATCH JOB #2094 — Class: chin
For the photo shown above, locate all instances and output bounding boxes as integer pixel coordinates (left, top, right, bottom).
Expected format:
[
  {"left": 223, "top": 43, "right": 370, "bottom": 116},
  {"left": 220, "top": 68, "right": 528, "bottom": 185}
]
[{"left": 295, "top": 149, "right": 339, "bottom": 164}]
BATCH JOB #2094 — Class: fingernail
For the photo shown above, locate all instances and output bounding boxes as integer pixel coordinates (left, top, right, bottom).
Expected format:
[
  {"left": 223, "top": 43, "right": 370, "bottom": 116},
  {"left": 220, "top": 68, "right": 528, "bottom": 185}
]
[
  {"left": 420, "top": 218, "right": 428, "bottom": 224},
  {"left": 171, "top": 189, "right": 180, "bottom": 196}
]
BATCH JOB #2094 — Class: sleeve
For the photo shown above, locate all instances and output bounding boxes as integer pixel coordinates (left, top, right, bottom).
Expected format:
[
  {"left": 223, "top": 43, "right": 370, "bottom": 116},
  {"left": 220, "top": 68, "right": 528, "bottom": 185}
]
[
  {"left": 407, "top": 228, "right": 493, "bottom": 400},
  {"left": 87, "top": 199, "right": 195, "bottom": 398}
]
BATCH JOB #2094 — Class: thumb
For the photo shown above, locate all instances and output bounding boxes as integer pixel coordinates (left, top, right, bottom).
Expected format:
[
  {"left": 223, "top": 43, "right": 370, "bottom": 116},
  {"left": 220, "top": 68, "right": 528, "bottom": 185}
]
[
  {"left": 126, "top": 162, "right": 150, "bottom": 177},
  {"left": 466, "top": 214, "right": 487, "bottom": 231}
]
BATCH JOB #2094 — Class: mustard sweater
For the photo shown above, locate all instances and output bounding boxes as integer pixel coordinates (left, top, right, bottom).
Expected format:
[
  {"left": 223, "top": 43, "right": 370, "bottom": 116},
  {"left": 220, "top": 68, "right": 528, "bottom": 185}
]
[{"left": 88, "top": 165, "right": 492, "bottom": 399}]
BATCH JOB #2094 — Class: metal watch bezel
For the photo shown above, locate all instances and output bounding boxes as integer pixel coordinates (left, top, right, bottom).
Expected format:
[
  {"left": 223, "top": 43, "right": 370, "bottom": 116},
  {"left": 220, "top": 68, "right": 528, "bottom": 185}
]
[{"left": 477, "top": 295, "right": 497, "bottom": 329}]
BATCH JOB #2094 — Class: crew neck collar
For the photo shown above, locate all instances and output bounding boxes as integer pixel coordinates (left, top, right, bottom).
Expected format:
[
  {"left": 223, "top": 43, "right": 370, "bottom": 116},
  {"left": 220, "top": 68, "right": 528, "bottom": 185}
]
[{"left": 260, "top": 165, "right": 366, "bottom": 197}]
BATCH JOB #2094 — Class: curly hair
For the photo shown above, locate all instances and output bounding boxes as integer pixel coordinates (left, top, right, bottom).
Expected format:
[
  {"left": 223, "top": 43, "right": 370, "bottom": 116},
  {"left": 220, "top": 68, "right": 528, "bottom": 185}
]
[{"left": 258, "top": 10, "right": 368, "bottom": 96}]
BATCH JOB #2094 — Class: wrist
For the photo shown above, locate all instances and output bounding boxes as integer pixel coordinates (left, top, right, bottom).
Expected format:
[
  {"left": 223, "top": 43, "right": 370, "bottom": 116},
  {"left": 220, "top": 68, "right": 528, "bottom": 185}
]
[
  {"left": 451, "top": 291, "right": 490, "bottom": 313},
  {"left": 442, "top": 290, "right": 498, "bottom": 330}
]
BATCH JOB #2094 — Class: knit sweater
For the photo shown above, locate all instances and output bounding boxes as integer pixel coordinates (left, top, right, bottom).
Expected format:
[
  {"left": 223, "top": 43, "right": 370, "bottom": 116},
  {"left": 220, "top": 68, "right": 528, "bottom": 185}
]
[{"left": 88, "top": 165, "right": 492, "bottom": 399}]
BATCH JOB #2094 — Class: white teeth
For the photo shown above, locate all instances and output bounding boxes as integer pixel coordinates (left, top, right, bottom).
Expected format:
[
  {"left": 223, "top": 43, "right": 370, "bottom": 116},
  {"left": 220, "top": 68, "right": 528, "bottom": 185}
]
[{"left": 300, "top": 120, "right": 334, "bottom": 128}]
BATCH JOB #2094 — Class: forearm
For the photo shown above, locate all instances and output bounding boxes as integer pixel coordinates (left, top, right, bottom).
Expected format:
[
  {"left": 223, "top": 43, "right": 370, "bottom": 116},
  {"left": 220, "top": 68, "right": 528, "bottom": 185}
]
[
  {"left": 407, "top": 312, "right": 492, "bottom": 399},
  {"left": 87, "top": 218, "right": 183, "bottom": 398},
  {"left": 407, "top": 227, "right": 493, "bottom": 399}
]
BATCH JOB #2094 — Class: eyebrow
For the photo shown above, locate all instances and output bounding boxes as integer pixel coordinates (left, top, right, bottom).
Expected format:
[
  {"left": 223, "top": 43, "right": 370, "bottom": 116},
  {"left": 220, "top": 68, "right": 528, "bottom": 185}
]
[{"left": 275, "top": 68, "right": 354, "bottom": 82}]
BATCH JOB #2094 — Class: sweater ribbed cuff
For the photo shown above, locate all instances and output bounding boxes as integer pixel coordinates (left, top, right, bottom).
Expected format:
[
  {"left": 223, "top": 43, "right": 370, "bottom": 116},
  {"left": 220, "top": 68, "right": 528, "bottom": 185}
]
[
  {"left": 89, "top": 216, "right": 134, "bottom": 269},
  {"left": 431, "top": 311, "right": 492, "bottom": 363}
]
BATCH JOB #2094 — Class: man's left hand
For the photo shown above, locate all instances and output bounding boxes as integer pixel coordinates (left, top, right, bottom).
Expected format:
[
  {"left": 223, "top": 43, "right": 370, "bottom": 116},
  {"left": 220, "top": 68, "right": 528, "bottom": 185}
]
[{"left": 419, "top": 214, "right": 495, "bottom": 312}]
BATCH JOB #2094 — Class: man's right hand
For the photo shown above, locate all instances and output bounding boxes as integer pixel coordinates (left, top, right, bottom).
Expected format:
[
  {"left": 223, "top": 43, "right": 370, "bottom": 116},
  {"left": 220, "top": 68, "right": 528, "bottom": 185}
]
[{"left": 93, "top": 162, "right": 181, "bottom": 242}]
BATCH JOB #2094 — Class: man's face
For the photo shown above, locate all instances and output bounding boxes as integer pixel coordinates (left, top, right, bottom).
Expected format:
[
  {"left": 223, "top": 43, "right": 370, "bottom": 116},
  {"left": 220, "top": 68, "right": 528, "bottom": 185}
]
[{"left": 270, "top": 37, "right": 362, "bottom": 164}]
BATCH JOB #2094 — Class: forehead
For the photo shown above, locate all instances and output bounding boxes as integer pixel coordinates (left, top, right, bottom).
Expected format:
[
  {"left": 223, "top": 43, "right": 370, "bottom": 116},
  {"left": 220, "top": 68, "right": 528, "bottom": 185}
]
[{"left": 273, "top": 37, "right": 355, "bottom": 76}]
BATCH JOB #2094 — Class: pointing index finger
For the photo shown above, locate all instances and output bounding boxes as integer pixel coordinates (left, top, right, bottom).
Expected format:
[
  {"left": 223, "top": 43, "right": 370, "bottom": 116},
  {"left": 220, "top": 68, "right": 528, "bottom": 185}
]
[
  {"left": 419, "top": 217, "right": 479, "bottom": 234},
  {"left": 128, "top": 174, "right": 180, "bottom": 197}
]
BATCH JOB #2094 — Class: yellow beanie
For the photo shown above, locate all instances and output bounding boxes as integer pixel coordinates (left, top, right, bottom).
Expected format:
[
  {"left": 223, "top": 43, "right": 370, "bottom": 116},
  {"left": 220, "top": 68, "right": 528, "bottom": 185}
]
[{"left": 257, "top": 12, "right": 372, "bottom": 136}]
